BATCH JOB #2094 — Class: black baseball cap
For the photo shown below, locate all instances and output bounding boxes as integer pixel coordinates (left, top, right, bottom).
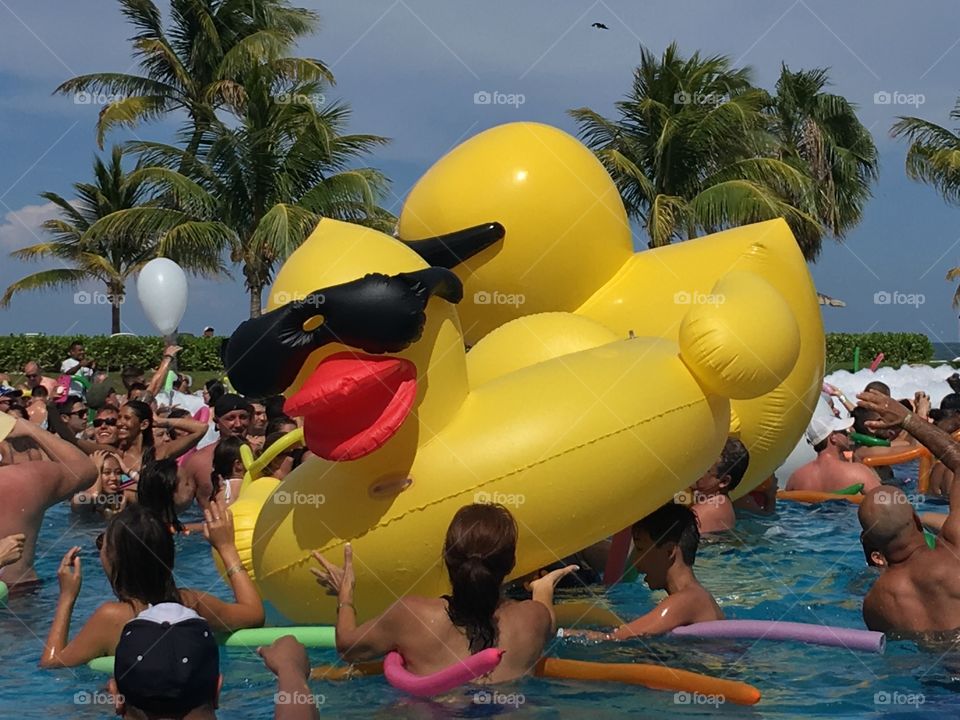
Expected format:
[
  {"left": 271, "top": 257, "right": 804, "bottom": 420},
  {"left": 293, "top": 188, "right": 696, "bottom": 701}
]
[
  {"left": 214, "top": 393, "right": 252, "bottom": 418},
  {"left": 114, "top": 603, "right": 220, "bottom": 715}
]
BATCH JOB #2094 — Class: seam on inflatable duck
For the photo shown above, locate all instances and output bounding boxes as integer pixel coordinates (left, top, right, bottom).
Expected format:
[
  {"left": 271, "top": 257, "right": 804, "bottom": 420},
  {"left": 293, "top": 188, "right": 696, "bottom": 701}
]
[{"left": 259, "top": 396, "right": 710, "bottom": 579}]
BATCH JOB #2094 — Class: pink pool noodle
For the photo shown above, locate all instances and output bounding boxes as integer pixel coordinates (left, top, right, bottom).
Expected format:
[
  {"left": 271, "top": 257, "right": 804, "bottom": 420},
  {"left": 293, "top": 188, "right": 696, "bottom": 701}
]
[
  {"left": 869, "top": 353, "right": 884, "bottom": 372},
  {"left": 671, "top": 620, "right": 885, "bottom": 653},
  {"left": 383, "top": 648, "right": 503, "bottom": 696}
]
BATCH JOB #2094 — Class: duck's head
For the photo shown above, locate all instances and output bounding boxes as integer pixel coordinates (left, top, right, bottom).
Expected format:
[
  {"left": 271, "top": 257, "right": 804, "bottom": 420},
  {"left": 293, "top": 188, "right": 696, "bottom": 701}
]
[
  {"left": 398, "top": 122, "right": 634, "bottom": 345},
  {"left": 223, "top": 219, "right": 472, "bottom": 462}
]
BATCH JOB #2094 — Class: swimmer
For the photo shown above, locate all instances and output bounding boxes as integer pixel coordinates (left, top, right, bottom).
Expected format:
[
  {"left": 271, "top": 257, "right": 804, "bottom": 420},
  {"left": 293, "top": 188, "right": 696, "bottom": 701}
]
[
  {"left": 0, "top": 417, "right": 97, "bottom": 587},
  {"left": 311, "top": 503, "right": 576, "bottom": 682},
  {"left": 787, "top": 415, "right": 881, "bottom": 493},
  {"left": 39, "top": 500, "right": 264, "bottom": 667},
  {"left": 179, "top": 395, "right": 251, "bottom": 508},
  {"left": 856, "top": 389, "right": 960, "bottom": 633},
  {"left": 689, "top": 438, "right": 749, "bottom": 533},
  {"left": 562, "top": 504, "right": 723, "bottom": 640}
]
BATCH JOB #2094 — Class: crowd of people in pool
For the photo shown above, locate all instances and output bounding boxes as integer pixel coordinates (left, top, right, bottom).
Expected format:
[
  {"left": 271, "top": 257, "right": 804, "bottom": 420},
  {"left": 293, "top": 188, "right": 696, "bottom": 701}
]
[{"left": 2, "top": 342, "right": 960, "bottom": 716}]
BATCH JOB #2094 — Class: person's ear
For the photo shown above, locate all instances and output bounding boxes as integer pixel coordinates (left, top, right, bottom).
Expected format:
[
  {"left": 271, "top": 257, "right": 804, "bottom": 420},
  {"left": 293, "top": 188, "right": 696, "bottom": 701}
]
[
  {"left": 868, "top": 550, "right": 886, "bottom": 568},
  {"left": 718, "top": 474, "right": 731, "bottom": 490}
]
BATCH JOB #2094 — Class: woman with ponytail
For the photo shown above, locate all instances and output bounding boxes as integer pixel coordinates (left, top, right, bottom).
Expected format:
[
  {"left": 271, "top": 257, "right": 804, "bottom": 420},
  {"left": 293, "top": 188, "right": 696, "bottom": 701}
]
[{"left": 312, "top": 503, "right": 577, "bottom": 682}]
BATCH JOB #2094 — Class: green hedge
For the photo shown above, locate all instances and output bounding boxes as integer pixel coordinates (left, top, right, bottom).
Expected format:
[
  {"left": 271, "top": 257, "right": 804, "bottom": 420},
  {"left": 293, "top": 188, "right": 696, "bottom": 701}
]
[
  {"left": 0, "top": 335, "right": 225, "bottom": 374},
  {"left": 0, "top": 332, "right": 937, "bottom": 375},
  {"left": 825, "top": 332, "right": 933, "bottom": 367}
]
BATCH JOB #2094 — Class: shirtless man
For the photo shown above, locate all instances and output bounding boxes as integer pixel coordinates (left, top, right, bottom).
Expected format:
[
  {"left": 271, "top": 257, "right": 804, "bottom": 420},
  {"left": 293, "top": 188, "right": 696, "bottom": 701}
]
[
  {"left": 178, "top": 395, "right": 251, "bottom": 509},
  {"left": 0, "top": 416, "right": 97, "bottom": 587},
  {"left": 857, "top": 389, "right": 960, "bottom": 634},
  {"left": 563, "top": 504, "right": 723, "bottom": 640},
  {"left": 690, "top": 437, "right": 749, "bottom": 533},
  {"left": 787, "top": 414, "right": 881, "bottom": 492}
]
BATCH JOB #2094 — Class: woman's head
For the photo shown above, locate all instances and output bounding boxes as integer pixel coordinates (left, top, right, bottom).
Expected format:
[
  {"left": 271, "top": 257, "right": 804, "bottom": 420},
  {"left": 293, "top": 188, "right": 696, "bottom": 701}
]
[
  {"left": 203, "top": 379, "right": 225, "bottom": 407},
  {"left": 211, "top": 436, "right": 245, "bottom": 500},
  {"left": 118, "top": 400, "right": 154, "bottom": 448},
  {"left": 100, "top": 504, "right": 179, "bottom": 606},
  {"left": 98, "top": 452, "right": 123, "bottom": 494},
  {"left": 442, "top": 503, "right": 518, "bottom": 653},
  {"left": 136, "top": 458, "right": 184, "bottom": 532}
]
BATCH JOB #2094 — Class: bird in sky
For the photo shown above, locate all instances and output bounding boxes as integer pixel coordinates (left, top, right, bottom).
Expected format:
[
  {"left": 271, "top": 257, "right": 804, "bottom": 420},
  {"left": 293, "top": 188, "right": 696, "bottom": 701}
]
[{"left": 591, "top": 22, "right": 609, "bottom": 29}]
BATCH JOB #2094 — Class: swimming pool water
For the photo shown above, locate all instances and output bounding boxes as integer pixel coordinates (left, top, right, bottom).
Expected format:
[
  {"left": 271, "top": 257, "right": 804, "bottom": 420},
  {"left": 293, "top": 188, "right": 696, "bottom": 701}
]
[{"left": 2, "top": 463, "right": 956, "bottom": 718}]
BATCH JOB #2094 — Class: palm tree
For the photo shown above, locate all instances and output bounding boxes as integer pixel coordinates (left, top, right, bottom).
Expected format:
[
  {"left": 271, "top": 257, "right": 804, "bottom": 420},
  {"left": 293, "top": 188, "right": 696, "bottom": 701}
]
[
  {"left": 0, "top": 147, "right": 231, "bottom": 332},
  {"left": 570, "top": 42, "right": 819, "bottom": 249},
  {"left": 129, "top": 61, "right": 391, "bottom": 317},
  {"left": 55, "top": 0, "right": 327, "bottom": 154},
  {"left": 893, "top": 101, "right": 960, "bottom": 304},
  {"left": 768, "top": 65, "right": 878, "bottom": 259}
]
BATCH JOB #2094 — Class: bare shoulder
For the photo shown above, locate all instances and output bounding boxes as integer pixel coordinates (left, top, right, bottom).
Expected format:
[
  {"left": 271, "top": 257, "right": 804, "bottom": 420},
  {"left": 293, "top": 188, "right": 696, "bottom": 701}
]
[
  {"left": 90, "top": 601, "right": 136, "bottom": 626},
  {"left": 500, "top": 598, "right": 552, "bottom": 627}
]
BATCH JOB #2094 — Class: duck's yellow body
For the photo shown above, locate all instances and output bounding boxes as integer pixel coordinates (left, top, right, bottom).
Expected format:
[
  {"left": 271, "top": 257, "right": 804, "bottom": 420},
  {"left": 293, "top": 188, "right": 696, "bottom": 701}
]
[
  {"left": 399, "top": 123, "right": 825, "bottom": 495},
  {"left": 233, "top": 209, "right": 804, "bottom": 622}
]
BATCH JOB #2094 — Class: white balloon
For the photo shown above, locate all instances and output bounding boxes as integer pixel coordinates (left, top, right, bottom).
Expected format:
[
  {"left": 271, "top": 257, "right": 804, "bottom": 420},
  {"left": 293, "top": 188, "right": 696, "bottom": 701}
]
[{"left": 137, "top": 258, "right": 188, "bottom": 336}]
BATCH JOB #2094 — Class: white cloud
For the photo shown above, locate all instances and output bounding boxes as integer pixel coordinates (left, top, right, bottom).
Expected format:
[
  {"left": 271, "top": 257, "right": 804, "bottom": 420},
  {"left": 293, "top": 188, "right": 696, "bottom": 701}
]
[{"left": 0, "top": 201, "right": 58, "bottom": 250}]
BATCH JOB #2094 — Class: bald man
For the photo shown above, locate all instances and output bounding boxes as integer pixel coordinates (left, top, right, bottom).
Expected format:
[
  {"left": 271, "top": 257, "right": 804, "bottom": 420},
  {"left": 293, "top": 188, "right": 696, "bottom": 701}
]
[{"left": 857, "top": 389, "right": 960, "bottom": 634}]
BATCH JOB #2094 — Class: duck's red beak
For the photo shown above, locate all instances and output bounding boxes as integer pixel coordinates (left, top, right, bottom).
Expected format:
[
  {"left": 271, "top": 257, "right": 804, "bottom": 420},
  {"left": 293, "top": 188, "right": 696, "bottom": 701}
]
[{"left": 284, "top": 352, "right": 418, "bottom": 461}]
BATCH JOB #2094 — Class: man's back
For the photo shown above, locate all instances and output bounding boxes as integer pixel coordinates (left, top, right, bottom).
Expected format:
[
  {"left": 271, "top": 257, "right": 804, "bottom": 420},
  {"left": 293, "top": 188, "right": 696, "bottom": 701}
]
[
  {"left": 864, "top": 544, "right": 960, "bottom": 633},
  {"left": 787, "top": 455, "right": 879, "bottom": 492}
]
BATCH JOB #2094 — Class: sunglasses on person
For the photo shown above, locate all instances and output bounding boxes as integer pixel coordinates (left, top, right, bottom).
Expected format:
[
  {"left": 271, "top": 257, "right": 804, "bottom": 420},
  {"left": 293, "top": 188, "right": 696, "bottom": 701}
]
[
  {"left": 62, "top": 409, "right": 88, "bottom": 418},
  {"left": 93, "top": 417, "right": 118, "bottom": 428},
  {"left": 25, "top": 373, "right": 39, "bottom": 379}
]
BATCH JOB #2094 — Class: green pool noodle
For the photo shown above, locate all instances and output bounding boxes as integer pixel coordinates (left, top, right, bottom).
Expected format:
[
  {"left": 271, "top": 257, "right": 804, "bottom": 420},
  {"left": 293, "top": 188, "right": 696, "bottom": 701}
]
[
  {"left": 834, "top": 483, "right": 865, "bottom": 496},
  {"left": 0, "top": 580, "right": 7, "bottom": 604},
  {"left": 850, "top": 433, "right": 890, "bottom": 448},
  {"left": 925, "top": 530, "right": 937, "bottom": 549},
  {"left": 853, "top": 346, "right": 860, "bottom": 372},
  {"left": 86, "top": 626, "right": 336, "bottom": 673}
]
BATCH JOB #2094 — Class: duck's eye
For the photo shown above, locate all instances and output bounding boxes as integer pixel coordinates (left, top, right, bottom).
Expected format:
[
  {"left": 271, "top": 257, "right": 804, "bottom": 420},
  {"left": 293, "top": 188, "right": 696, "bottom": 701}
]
[{"left": 302, "top": 315, "right": 324, "bottom": 332}]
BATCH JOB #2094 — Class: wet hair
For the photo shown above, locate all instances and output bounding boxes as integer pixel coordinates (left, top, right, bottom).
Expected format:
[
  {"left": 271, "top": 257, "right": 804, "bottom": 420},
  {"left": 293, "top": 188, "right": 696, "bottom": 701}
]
[
  {"left": 204, "top": 379, "right": 225, "bottom": 407},
  {"left": 941, "top": 393, "right": 960, "bottom": 412},
  {"left": 263, "top": 395, "right": 287, "bottom": 420},
  {"left": 30, "top": 385, "right": 48, "bottom": 398},
  {"left": 136, "top": 458, "right": 184, "bottom": 533},
  {"left": 442, "top": 504, "right": 517, "bottom": 654},
  {"left": 864, "top": 381, "right": 890, "bottom": 396},
  {"left": 97, "top": 404, "right": 119, "bottom": 416},
  {"left": 266, "top": 415, "right": 297, "bottom": 436},
  {"left": 61, "top": 394, "right": 85, "bottom": 412},
  {"left": 7, "top": 405, "right": 28, "bottom": 420},
  {"left": 68, "top": 341, "right": 84, "bottom": 352},
  {"left": 211, "top": 436, "right": 245, "bottom": 501},
  {"left": 165, "top": 408, "right": 191, "bottom": 440},
  {"left": 717, "top": 437, "right": 750, "bottom": 492},
  {"left": 851, "top": 406, "right": 877, "bottom": 436},
  {"left": 127, "top": 381, "right": 148, "bottom": 395},
  {"left": 632, "top": 503, "right": 701, "bottom": 566},
  {"left": 103, "top": 504, "right": 180, "bottom": 606},
  {"left": 813, "top": 437, "right": 830, "bottom": 453},
  {"left": 124, "top": 400, "right": 155, "bottom": 449}
]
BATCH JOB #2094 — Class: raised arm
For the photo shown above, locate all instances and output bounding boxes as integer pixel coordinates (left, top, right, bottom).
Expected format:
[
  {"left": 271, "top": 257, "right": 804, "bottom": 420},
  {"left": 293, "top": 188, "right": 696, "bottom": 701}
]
[
  {"left": 311, "top": 544, "right": 399, "bottom": 662},
  {"left": 143, "top": 345, "right": 181, "bottom": 403},
  {"left": 7, "top": 419, "right": 97, "bottom": 498},
  {"left": 260, "top": 637, "right": 322, "bottom": 720},
  {"left": 154, "top": 415, "right": 209, "bottom": 461},
  {"left": 181, "top": 499, "right": 264, "bottom": 632}
]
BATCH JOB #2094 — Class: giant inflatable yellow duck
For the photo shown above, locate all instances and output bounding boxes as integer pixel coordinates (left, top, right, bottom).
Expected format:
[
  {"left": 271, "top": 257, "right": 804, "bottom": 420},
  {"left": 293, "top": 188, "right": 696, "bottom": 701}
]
[
  {"left": 225, "top": 216, "right": 801, "bottom": 623},
  {"left": 397, "top": 123, "right": 825, "bottom": 496}
]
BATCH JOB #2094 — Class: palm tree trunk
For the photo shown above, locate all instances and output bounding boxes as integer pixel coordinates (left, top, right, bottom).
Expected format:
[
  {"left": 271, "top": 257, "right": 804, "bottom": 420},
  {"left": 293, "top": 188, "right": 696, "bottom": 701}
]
[
  {"left": 249, "top": 284, "right": 262, "bottom": 319},
  {"left": 112, "top": 300, "right": 121, "bottom": 334}
]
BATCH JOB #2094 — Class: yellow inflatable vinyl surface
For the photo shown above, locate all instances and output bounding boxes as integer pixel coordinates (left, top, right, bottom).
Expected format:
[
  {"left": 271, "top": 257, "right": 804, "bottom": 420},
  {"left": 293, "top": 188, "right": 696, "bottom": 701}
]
[
  {"left": 398, "top": 122, "right": 824, "bottom": 495},
  {"left": 238, "top": 218, "right": 799, "bottom": 623}
]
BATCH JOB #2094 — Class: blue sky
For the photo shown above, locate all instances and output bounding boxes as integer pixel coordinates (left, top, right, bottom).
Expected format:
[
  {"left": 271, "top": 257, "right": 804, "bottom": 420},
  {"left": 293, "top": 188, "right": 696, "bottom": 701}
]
[{"left": 2, "top": 0, "right": 960, "bottom": 344}]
